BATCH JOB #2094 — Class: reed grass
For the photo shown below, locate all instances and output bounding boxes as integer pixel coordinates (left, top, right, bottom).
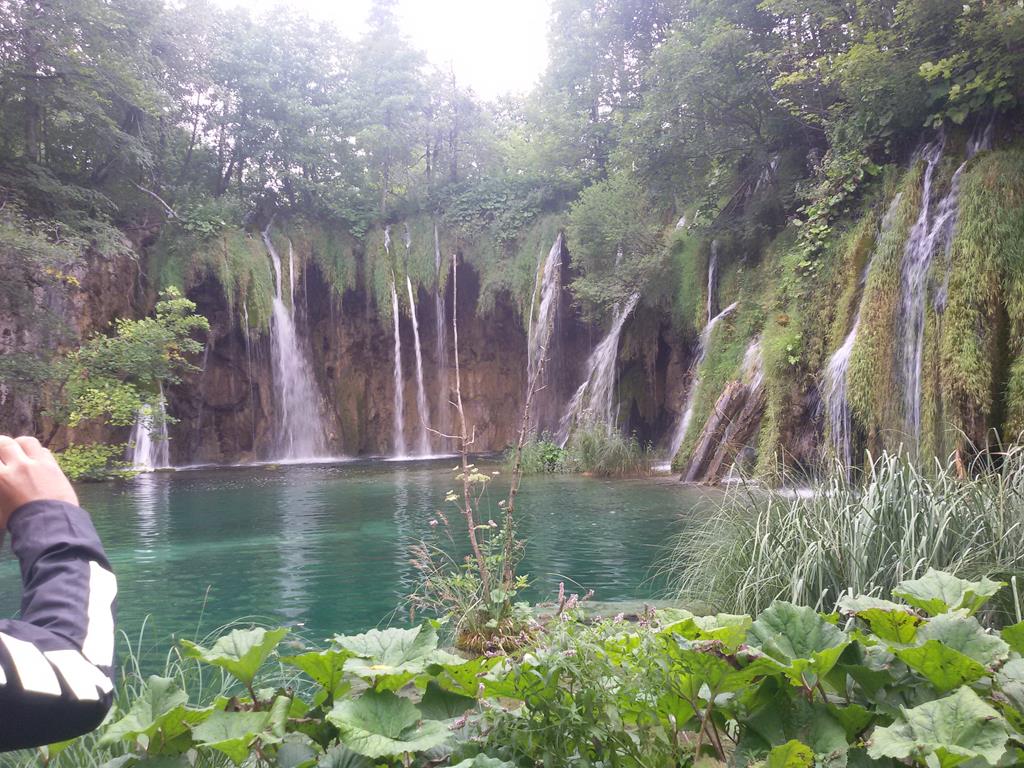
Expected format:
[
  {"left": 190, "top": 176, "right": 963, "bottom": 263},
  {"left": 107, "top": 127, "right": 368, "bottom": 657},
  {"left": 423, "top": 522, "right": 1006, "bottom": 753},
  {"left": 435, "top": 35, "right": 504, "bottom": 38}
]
[
  {"left": 668, "top": 448, "right": 1024, "bottom": 623},
  {"left": 564, "top": 422, "right": 653, "bottom": 477}
]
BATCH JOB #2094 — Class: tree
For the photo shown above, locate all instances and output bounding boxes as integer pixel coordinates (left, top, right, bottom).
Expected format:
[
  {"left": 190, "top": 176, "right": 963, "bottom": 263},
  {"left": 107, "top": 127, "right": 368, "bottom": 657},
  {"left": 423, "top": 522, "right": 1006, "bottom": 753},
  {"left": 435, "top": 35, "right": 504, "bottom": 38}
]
[{"left": 48, "top": 288, "right": 208, "bottom": 479}]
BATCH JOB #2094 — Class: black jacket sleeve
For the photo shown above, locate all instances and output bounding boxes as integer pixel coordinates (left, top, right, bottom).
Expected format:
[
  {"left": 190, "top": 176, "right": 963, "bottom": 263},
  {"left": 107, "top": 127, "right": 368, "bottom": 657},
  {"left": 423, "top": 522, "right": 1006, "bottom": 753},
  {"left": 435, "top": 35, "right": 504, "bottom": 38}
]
[{"left": 0, "top": 500, "right": 117, "bottom": 751}]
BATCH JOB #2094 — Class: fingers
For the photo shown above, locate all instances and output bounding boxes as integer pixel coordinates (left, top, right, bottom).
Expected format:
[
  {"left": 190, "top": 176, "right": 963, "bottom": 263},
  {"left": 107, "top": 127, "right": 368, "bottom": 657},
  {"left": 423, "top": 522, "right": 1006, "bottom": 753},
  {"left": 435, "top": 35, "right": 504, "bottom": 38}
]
[
  {"left": 0, "top": 435, "right": 26, "bottom": 466},
  {"left": 15, "top": 436, "right": 49, "bottom": 461}
]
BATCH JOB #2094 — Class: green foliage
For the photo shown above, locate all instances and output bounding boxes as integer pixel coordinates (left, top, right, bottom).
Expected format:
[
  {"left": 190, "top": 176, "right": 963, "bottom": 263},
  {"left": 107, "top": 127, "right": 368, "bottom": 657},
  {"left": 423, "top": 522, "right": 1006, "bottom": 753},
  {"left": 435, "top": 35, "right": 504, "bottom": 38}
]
[
  {"left": 510, "top": 435, "right": 568, "bottom": 475},
  {"left": 29, "top": 572, "right": 1024, "bottom": 767},
  {"left": 49, "top": 287, "right": 208, "bottom": 479},
  {"left": 670, "top": 449, "right": 1024, "bottom": 619},
  {"left": 563, "top": 421, "right": 652, "bottom": 477},
  {"left": 566, "top": 172, "right": 667, "bottom": 317},
  {"left": 55, "top": 442, "right": 129, "bottom": 482},
  {"left": 846, "top": 167, "right": 922, "bottom": 436},
  {"left": 484, "top": 574, "right": 1024, "bottom": 767},
  {"left": 941, "top": 148, "right": 1024, "bottom": 442},
  {"left": 409, "top": 464, "right": 535, "bottom": 654}
]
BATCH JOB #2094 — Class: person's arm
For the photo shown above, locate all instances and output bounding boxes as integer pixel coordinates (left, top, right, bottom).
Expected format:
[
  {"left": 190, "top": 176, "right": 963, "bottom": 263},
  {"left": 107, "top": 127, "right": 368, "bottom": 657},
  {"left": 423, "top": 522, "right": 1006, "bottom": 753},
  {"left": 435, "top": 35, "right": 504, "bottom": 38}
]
[{"left": 0, "top": 436, "right": 117, "bottom": 751}]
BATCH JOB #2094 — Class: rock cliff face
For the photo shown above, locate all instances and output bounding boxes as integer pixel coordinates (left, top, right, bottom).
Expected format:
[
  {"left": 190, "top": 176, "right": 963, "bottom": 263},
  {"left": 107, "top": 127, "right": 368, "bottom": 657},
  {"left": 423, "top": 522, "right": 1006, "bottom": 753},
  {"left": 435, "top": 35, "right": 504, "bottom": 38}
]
[
  {"left": 0, "top": 228, "right": 735, "bottom": 470},
  {"left": 1, "top": 247, "right": 140, "bottom": 442},
  {"left": 157, "top": 250, "right": 691, "bottom": 465}
]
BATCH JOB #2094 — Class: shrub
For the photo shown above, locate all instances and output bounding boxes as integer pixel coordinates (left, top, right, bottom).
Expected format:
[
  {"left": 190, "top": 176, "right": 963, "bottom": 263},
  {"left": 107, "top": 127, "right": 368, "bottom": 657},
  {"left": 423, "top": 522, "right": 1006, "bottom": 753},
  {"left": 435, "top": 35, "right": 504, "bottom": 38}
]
[
  {"left": 510, "top": 435, "right": 569, "bottom": 474},
  {"left": 21, "top": 573, "right": 1024, "bottom": 768},
  {"left": 564, "top": 421, "right": 653, "bottom": 477},
  {"left": 668, "top": 449, "right": 1024, "bottom": 619}
]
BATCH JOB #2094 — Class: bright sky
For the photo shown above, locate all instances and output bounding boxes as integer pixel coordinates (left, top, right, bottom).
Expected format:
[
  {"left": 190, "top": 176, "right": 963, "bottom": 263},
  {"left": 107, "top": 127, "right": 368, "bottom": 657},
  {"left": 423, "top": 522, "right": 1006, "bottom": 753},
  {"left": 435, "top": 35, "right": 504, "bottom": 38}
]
[{"left": 209, "top": 0, "right": 552, "bottom": 99}]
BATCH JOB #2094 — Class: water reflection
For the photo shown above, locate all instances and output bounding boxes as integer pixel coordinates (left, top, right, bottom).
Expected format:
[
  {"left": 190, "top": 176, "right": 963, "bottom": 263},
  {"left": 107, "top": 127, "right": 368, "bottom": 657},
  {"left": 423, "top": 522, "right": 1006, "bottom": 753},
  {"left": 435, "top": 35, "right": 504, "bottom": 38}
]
[{"left": 0, "top": 460, "right": 710, "bottom": 667}]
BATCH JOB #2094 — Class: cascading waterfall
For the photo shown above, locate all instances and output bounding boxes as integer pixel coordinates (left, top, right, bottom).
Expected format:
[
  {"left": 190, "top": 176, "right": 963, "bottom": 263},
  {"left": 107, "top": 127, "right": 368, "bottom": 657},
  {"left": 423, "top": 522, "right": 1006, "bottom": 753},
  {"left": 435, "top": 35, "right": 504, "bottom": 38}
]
[
  {"left": 241, "top": 301, "right": 257, "bottom": 447},
  {"left": 129, "top": 386, "right": 170, "bottom": 471},
  {"left": 390, "top": 277, "right": 408, "bottom": 457},
  {"left": 823, "top": 192, "right": 904, "bottom": 467},
  {"left": 897, "top": 123, "right": 992, "bottom": 447},
  {"left": 406, "top": 276, "right": 431, "bottom": 454},
  {"left": 667, "top": 302, "right": 738, "bottom": 460},
  {"left": 433, "top": 221, "right": 450, "bottom": 444},
  {"left": 261, "top": 227, "right": 328, "bottom": 460},
  {"left": 557, "top": 292, "right": 640, "bottom": 446},
  {"left": 528, "top": 233, "right": 563, "bottom": 387},
  {"left": 706, "top": 240, "right": 720, "bottom": 323}
]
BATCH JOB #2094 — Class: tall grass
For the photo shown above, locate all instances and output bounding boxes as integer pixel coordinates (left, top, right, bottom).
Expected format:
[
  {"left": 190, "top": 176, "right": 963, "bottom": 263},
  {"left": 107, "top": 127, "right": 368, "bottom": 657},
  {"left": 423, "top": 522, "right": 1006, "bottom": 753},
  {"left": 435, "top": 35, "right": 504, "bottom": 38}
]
[
  {"left": 565, "top": 422, "right": 652, "bottom": 477},
  {"left": 668, "top": 449, "right": 1024, "bottom": 623}
]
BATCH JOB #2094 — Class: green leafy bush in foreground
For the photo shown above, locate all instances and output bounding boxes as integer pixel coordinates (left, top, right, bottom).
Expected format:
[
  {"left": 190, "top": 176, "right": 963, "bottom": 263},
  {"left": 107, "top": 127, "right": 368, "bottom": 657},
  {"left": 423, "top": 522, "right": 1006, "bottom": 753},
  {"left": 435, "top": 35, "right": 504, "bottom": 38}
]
[{"left": 27, "top": 571, "right": 1024, "bottom": 767}]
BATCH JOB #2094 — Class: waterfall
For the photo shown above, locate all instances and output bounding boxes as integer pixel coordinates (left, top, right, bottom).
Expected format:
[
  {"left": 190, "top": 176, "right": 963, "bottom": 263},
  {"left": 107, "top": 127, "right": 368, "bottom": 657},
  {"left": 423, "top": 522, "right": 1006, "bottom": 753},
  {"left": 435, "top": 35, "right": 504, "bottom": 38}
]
[
  {"left": 667, "top": 301, "right": 738, "bottom": 460},
  {"left": 897, "top": 124, "right": 992, "bottom": 447},
  {"left": 390, "top": 278, "right": 408, "bottom": 457},
  {"left": 406, "top": 276, "right": 431, "bottom": 454},
  {"left": 433, "top": 221, "right": 449, "bottom": 444},
  {"left": 557, "top": 292, "right": 640, "bottom": 446},
  {"left": 823, "top": 193, "right": 904, "bottom": 467},
  {"left": 129, "top": 387, "right": 170, "bottom": 471},
  {"left": 261, "top": 227, "right": 328, "bottom": 460},
  {"left": 241, "top": 301, "right": 257, "bottom": 448},
  {"left": 528, "top": 234, "right": 563, "bottom": 387},
  {"left": 706, "top": 240, "right": 720, "bottom": 324}
]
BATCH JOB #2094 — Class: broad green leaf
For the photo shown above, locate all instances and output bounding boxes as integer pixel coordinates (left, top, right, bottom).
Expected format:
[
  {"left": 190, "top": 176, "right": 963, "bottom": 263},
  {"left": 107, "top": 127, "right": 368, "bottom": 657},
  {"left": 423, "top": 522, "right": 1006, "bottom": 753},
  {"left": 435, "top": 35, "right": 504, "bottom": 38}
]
[
  {"left": 435, "top": 655, "right": 502, "bottom": 697},
  {"left": 450, "top": 757, "right": 515, "bottom": 768},
  {"left": 867, "top": 686, "right": 1010, "bottom": 767},
  {"left": 192, "top": 710, "right": 272, "bottom": 765},
  {"left": 748, "top": 602, "right": 851, "bottom": 686},
  {"left": 180, "top": 627, "right": 289, "bottom": 685},
  {"left": 665, "top": 638, "right": 772, "bottom": 700},
  {"left": 893, "top": 641, "right": 987, "bottom": 692},
  {"left": 99, "top": 676, "right": 189, "bottom": 746},
  {"left": 283, "top": 648, "right": 353, "bottom": 701},
  {"left": 838, "top": 595, "right": 922, "bottom": 644},
  {"left": 317, "top": 745, "right": 375, "bottom": 767},
  {"left": 827, "top": 702, "right": 875, "bottom": 741},
  {"left": 417, "top": 680, "right": 476, "bottom": 721},
  {"left": 994, "top": 657, "right": 1024, "bottom": 731},
  {"left": 893, "top": 570, "right": 1005, "bottom": 616},
  {"left": 915, "top": 613, "right": 1009, "bottom": 666},
  {"left": 1001, "top": 620, "right": 1024, "bottom": 655},
  {"left": 767, "top": 739, "right": 814, "bottom": 768},
  {"left": 335, "top": 625, "right": 462, "bottom": 689},
  {"left": 739, "top": 681, "right": 849, "bottom": 760},
  {"left": 663, "top": 613, "right": 752, "bottom": 650},
  {"left": 276, "top": 735, "right": 319, "bottom": 768},
  {"left": 327, "top": 689, "right": 450, "bottom": 758}
]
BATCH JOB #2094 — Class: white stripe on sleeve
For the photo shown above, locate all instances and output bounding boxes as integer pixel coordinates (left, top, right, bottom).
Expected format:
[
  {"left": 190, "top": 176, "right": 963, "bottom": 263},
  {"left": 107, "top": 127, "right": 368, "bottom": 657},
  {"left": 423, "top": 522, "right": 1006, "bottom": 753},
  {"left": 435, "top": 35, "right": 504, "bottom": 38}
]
[
  {"left": 45, "top": 650, "right": 114, "bottom": 701},
  {"left": 0, "top": 633, "right": 62, "bottom": 696},
  {"left": 81, "top": 561, "right": 117, "bottom": 667}
]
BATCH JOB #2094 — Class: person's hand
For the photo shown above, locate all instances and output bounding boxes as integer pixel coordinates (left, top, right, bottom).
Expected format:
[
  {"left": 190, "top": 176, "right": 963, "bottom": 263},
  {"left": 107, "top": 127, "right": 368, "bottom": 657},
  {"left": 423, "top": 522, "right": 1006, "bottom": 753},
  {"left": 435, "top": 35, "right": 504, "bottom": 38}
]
[{"left": 0, "top": 436, "right": 79, "bottom": 529}]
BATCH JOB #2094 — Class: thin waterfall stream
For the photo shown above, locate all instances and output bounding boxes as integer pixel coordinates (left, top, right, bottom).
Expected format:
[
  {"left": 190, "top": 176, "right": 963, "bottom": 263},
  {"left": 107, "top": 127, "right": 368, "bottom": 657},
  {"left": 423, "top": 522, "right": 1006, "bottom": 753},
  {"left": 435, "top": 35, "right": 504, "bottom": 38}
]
[
  {"left": 433, "top": 221, "right": 450, "bottom": 445},
  {"left": 390, "top": 275, "right": 407, "bottom": 458},
  {"left": 406, "top": 276, "right": 431, "bottom": 455},
  {"left": 666, "top": 301, "right": 738, "bottom": 462},
  {"left": 823, "top": 192, "right": 903, "bottom": 467},
  {"left": 557, "top": 292, "right": 640, "bottom": 446},
  {"left": 129, "top": 385, "right": 170, "bottom": 471},
  {"left": 528, "top": 234, "right": 563, "bottom": 388},
  {"left": 261, "top": 226, "right": 328, "bottom": 460},
  {"left": 897, "top": 124, "right": 992, "bottom": 449}
]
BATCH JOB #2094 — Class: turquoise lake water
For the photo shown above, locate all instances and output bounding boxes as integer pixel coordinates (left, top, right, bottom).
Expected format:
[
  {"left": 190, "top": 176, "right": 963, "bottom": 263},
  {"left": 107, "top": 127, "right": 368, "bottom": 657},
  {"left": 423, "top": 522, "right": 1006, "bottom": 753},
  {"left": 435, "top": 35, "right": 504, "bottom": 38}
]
[{"left": 0, "top": 459, "right": 714, "bottom": 656}]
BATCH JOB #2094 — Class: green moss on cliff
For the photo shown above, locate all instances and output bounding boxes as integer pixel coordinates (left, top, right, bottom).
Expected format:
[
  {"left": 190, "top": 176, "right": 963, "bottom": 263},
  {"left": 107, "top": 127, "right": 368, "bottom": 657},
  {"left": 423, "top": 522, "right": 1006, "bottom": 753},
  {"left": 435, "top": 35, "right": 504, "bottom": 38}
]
[
  {"left": 845, "top": 166, "right": 922, "bottom": 441},
  {"left": 150, "top": 225, "right": 275, "bottom": 332},
  {"left": 941, "top": 147, "right": 1024, "bottom": 443}
]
